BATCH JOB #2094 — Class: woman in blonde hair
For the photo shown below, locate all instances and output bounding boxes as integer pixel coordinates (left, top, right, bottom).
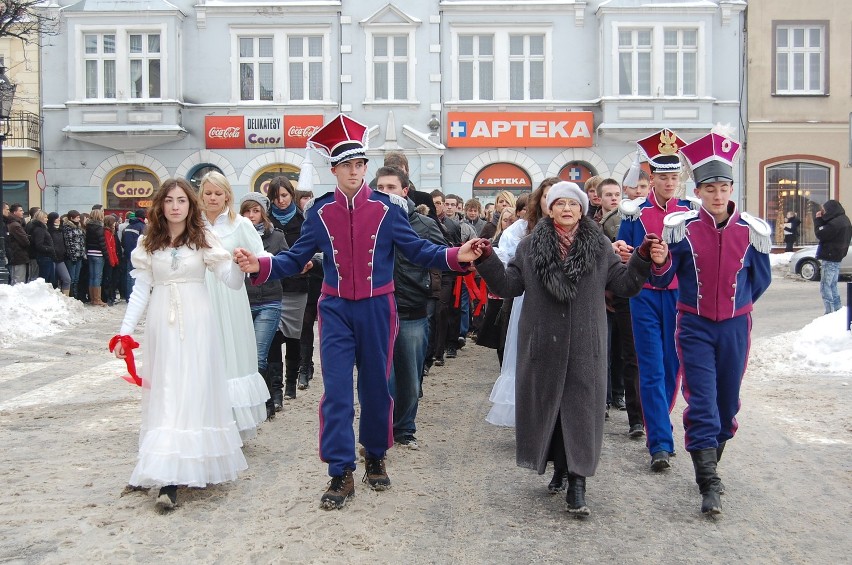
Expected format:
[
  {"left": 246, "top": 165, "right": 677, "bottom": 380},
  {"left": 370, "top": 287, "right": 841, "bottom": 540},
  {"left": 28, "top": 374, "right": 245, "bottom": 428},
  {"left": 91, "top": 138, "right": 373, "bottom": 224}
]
[
  {"left": 480, "top": 191, "right": 517, "bottom": 240},
  {"left": 199, "top": 171, "right": 270, "bottom": 440},
  {"left": 85, "top": 208, "right": 108, "bottom": 305}
]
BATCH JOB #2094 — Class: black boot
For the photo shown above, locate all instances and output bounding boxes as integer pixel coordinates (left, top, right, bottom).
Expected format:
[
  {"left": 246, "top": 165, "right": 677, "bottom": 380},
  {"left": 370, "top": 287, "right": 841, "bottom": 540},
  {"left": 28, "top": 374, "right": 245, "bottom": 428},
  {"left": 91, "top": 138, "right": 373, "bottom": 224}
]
[
  {"left": 156, "top": 485, "right": 178, "bottom": 510},
  {"left": 566, "top": 474, "right": 590, "bottom": 516},
  {"left": 259, "top": 367, "right": 275, "bottom": 421},
  {"left": 548, "top": 465, "right": 568, "bottom": 493},
  {"left": 297, "top": 364, "right": 311, "bottom": 390},
  {"left": 268, "top": 362, "right": 284, "bottom": 412},
  {"left": 690, "top": 448, "right": 722, "bottom": 515},
  {"left": 284, "top": 359, "right": 299, "bottom": 400},
  {"left": 716, "top": 442, "right": 727, "bottom": 494}
]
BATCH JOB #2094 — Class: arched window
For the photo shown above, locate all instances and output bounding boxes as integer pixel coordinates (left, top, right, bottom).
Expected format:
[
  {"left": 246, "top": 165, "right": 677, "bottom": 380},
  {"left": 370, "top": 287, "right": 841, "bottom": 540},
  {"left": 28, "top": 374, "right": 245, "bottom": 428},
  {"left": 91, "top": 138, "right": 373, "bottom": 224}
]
[
  {"left": 558, "top": 161, "right": 597, "bottom": 186},
  {"left": 187, "top": 164, "right": 224, "bottom": 191},
  {"left": 472, "top": 162, "right": 531, "bottom": 203},
  {"left": 253, "top": 164, "right": 302, "bottom": 196},
  {"left": 105, "top": 166, "right": 159, "bottom": 214},
  {"left": 765, "top": 162, "right": 830, "bottom": 246}
]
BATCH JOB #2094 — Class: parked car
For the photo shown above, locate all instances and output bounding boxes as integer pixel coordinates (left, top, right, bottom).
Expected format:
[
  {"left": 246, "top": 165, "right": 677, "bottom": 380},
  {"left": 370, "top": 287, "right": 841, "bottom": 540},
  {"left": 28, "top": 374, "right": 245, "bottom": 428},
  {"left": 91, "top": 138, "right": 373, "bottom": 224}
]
[{"left": 788, "top": 242, "right": 852, "bottom": 281}]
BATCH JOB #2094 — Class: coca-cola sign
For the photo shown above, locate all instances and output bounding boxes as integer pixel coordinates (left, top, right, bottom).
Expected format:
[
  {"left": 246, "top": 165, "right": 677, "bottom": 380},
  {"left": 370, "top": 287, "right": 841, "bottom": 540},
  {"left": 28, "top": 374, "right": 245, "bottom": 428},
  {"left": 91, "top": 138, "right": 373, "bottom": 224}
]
[
  {"left": 284, "top": 115, "right": 324, "bottom": 148},
  {"left": 205, "top": 116, "right": 245, "bottom": 149}
]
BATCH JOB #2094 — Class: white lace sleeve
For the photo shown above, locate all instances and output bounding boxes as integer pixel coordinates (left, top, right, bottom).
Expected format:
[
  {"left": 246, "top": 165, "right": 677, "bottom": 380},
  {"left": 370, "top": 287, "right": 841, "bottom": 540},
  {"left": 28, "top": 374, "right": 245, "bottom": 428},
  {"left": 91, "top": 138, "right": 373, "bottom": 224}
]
[
  {"left": 494, "top": 219, "right": 527, "bottom": 266},
  {"left": 203, "top": 228, "right": 244, "bottom": 290},
  {"left": 120, "top": 245, "right": 153, "bottom": 335}
]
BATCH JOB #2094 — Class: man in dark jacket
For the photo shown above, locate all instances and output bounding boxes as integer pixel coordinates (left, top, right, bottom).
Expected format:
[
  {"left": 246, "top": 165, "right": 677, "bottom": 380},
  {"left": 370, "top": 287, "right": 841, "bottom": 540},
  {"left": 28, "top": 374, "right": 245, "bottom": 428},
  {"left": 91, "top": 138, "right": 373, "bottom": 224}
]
[
  {"left": 814, "top": 200, "right": 852, "bottom": 314},
  {"left": 4, "top": 204, "right": 30, "bottom": 284},
  {"left": 377, "top": 166, "right": 446, "bottom": 449},
  {"left": 121, "top": 209, "right": 147, "bottom": 296}
]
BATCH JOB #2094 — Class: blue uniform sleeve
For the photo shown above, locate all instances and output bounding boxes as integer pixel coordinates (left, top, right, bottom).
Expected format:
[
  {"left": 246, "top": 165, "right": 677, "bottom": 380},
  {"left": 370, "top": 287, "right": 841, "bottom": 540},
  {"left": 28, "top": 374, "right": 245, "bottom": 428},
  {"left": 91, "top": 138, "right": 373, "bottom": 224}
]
[
  {"left": 748, "top": 246, "right": 772, "bottom": 304},
  {"left": 649, "top": 240, "right": 682, "bottom": 288},
  {"left": 617, "top": 217, "right": 640, "bottom": 248}
]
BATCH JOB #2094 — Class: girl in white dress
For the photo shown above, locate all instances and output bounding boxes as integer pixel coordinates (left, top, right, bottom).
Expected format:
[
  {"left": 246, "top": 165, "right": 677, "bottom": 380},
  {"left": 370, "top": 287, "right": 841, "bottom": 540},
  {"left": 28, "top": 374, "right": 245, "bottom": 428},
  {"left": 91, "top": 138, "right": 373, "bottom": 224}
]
[
  {"left": 200, "top": 172, "right": 270, "bottom": 441},
  {"left": 486, "top": 178, "right": 559, "bottom": 427},
  {"left": 113, "top": 178, "right": 248, "bottom": 510}
]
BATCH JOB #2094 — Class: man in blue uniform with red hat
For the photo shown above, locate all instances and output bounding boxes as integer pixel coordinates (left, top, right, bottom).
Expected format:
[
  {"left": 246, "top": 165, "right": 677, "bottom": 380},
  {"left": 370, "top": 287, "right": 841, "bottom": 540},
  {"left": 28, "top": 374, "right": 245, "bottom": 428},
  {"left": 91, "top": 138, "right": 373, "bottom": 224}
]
[
  {"left": 235, "top": 114, "right": 481, "bottom": 509},
  {"left": 649, "top": 131, "right": 771, "bottom": 515},
  {"left": 615, "top": 129, "right": 697, "bottom": 472}
]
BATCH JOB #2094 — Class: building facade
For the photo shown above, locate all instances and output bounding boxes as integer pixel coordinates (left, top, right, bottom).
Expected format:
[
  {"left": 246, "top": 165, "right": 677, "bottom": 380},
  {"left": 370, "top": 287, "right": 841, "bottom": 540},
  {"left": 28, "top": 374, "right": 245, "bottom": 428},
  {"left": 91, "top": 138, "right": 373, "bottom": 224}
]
[
  {"left": 40, "top": 0, "right": 746, "bottom": 216},
  {"left": 746, "top": 0, "right": 851, "bottom": 247}
]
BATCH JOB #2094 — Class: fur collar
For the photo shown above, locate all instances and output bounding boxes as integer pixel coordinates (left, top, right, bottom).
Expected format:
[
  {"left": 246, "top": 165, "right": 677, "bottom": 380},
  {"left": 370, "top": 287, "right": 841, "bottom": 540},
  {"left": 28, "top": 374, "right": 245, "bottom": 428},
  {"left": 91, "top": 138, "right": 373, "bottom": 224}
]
[{"left": 530, "top": 216, "right": 603, "bottom": 303}]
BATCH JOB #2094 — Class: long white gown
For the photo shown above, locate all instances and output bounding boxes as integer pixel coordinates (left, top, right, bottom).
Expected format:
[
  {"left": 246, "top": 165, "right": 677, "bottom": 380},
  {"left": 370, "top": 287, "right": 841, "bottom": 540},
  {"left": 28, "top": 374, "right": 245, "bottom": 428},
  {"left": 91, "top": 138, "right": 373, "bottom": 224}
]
[
  {"left": 485, "top": 219, "right": 528, "bottom": 427},
  {"left": 121, "top": 232, "right": 248, "bottom": 488},
  {"left": 205, "top": 213, "right": 270, "bottom": 441}
]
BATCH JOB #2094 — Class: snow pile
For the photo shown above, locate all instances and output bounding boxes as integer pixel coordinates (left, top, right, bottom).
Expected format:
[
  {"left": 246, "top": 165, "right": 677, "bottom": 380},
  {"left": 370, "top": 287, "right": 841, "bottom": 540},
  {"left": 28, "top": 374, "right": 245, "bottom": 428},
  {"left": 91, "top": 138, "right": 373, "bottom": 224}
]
[
  {"left": 0, "top": 280, "right": 90, "bottom": 348},
  {"left": 769, "top": 252, "right": 793, "bottom": 269},
  {"left": 750, "top": 309, "right": 852, "bottom": 379}
]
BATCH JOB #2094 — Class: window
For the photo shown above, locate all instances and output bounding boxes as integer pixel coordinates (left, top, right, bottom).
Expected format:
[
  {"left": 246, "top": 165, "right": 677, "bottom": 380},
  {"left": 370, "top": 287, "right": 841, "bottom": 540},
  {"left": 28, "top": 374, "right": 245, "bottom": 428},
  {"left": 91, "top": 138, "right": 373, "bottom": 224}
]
[
  {"left": 239, "top": 36, "right": 274, "bottom": 101},
  {"left": 288, "top": 36, "right": 324, "bottom": 101},
  {"left": 453, "top": 28, "right": 551, "bottom": 102},
  {"left": 774, "top": 23, "right": 827, "bottom": 95},
  {"left": 765, "top": 162, "right": 830, "bottom": 245},
  {"left": 618, "top": 29, "right": 651, "bottom": 96},
  {"left": 664, "top": 29, "right": 697, "bottom": 96},
  {"left": 459, "top": 34, "right": 494, "bottom": 101},
  {"left": 84, "top": 33, "right": 117, "bottom": 99},
  {"left": 613, "top": 24, "right": 703, "bottom": 98},
  {"left": 129, "top": 33, "right": 161, "bottom": 99},
  {"left": 80, "top": 27, "right": 165, "bottom": 101},
  {"left": 372, "top": 35, "right": 409, "bottom": 101}
]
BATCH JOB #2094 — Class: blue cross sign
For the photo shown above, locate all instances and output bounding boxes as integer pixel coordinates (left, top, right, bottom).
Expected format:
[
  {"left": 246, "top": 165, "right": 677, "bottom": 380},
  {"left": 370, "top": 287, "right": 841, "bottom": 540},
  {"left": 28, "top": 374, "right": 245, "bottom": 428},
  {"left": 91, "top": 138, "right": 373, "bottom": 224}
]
[{"left": 450, "top": 121, "right": 467, "bottom": 138}]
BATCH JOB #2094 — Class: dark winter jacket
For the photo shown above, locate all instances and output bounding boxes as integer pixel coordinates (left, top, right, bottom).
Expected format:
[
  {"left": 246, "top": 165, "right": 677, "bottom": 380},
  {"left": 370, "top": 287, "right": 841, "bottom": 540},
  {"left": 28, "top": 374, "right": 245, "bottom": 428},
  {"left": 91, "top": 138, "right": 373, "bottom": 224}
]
[
  {"left": 476, "top": 216, "right": 651, "bottom": 478},
  {"left": 29, "top": 220, "right": 56, "bottom": 261},
  {"left": 815, "top": 200, "right": 852, "bottom": 262},
  {"left": 121, "top": 218, "right": 146, "bottom": 262},
  {"left": 246, "top": 226, "right": 289, "bottom": 305},
  {"left": 3, "top": 215, "right": 30, "bottom": 265},
  {"left": 270, "top": 208, "right": 309, "bottom": 293},
  {"left": 394, "top": 197, "right": 447, "bottom": 318},
  {"left": 62, "top": 219, "right": 86, "bottom": 261},
  {"left": 85, "top": 221, "right": 107, "bottom": 257},
  {"left": 463, "top": 215, "right": 486, "bottom": 236},
  {"left": 48, "top": 223, "right": 67, "bottom": 262}
]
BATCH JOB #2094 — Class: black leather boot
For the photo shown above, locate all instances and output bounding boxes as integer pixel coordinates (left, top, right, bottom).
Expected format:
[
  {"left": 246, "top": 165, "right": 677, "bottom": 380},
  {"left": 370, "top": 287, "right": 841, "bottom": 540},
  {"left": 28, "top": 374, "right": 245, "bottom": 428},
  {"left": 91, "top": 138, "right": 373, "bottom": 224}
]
[
  {"left": 716, "top": 441, "right": 726, "bottom": 462},
  {"left": 297, "top": 363, "right": 310, "bottom": 390},
  {"left": 691, "top": 448, "right": 723, "bottom": 515},
  {"left": 548, "top": 465, "right": 568, "bottom": 493},
  {"left": 259, "top": 367, "right": 274, "bottom": 420},
  {"left": 566, "top": 474, "right": 590, "bottom": 516},
  {"left": 284, "top": 359, "right": 299, "bottom": 400},
  {"left": 268, "top": 362, "right": 284, "bottom": 412}
]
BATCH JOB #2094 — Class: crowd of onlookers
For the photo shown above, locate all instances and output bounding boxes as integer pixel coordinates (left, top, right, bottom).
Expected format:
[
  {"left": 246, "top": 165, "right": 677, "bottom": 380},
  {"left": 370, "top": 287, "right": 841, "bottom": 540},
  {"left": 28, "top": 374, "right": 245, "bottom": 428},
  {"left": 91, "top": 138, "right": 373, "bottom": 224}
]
[{"left": 2, "top": 201, "right": 147, "bottom": 306}]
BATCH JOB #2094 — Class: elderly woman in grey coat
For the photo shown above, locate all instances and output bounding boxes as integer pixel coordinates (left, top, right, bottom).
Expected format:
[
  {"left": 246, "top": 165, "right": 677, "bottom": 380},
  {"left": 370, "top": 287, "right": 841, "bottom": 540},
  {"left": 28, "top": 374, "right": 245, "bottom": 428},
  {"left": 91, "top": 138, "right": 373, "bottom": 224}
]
[{"left": 473, "top": 181, "right": 666, "bottom": 516}]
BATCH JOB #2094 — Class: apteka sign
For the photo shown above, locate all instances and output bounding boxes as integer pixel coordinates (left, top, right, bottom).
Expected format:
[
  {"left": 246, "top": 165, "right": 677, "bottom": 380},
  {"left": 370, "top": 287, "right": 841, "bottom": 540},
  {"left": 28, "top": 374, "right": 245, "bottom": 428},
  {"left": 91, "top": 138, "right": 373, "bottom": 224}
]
[{"left": 447, "top": 111, "right": 594, "bottom": 148}]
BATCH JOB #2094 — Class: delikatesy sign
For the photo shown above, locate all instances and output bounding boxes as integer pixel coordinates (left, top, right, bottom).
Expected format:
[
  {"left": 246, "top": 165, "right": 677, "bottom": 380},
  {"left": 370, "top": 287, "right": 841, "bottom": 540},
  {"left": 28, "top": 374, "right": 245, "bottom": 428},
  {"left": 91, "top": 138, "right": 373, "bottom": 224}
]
[{"left": 446, "top": 111, "right": 594, "bottom": 148}]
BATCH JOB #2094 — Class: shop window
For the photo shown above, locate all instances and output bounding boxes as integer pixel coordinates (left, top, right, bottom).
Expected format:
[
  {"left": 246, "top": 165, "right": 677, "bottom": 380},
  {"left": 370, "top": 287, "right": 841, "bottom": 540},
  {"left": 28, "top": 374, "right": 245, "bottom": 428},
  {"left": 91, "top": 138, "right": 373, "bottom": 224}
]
[
  {"left": 105, "top": 167, "right": 159, "bottom": 213},
  {"left": 253, "top": 164, "right": 302, "bottom": 196},
  {"left": 558, "top": 162, "right": 597, "bottom": 186},
  {"left": 2, "top": 181, "right": 29, "bottom": 210},
  {"left": 471, "top": 162, "right": 531, "bottom": 203},
  {"left": 765, "top": 162, "right": 830, "bottom": 245},
  {"left": 188, "top": 164, "right": 224, "bottom": 191}
]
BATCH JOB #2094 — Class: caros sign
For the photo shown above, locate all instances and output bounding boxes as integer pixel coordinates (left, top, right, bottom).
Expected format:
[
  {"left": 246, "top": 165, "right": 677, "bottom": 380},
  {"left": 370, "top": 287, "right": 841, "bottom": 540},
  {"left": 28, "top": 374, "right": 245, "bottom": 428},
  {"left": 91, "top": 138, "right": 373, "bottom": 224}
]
[
  {"left": 112, "top": 180, "right": 154, "bottom": 198},
  {"left": 205, "top": 115, "right": 324, "bottom": 149},
  {"left": 447, "top": 111, "right": 594, "bottom": 148}
]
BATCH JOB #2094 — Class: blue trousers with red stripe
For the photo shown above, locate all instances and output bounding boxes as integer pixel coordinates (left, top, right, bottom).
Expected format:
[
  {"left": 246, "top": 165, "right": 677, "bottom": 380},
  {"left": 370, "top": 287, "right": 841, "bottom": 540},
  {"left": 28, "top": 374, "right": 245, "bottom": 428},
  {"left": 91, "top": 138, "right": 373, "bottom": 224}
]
[
  {"left": 317, "top": 294, "right": 398, "bottom": 476},
  {"left": 676, "top": 312, "right": 750, "bottom": 452},
  {"left": 630, "top": 288, "right": 680, "bottom": 456}
]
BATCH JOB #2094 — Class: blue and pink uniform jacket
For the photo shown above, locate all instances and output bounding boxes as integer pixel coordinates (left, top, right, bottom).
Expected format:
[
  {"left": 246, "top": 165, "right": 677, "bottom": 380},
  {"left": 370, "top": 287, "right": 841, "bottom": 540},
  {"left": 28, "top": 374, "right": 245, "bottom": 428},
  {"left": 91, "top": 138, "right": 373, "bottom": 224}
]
[
  {"left": 252, "top": 183, "right": 465, "bottom": 294},
  {"left": 650, "top": 203, "right": 772, "bottom": 321},
  {"left": 616, "top": 190, "right": 697, "bottom": 290}
]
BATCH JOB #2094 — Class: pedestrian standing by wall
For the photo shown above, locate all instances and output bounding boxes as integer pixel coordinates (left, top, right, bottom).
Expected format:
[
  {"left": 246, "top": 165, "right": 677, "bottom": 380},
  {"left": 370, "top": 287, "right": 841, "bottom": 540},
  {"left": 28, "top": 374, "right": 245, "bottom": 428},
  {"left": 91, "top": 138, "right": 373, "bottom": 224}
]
[
  {"left": 85, "top": 208, "right": 108, "bottom": 306},
  {"left": 235, "top": 114, "right": 480, "bottom": 510},
  {"left": 112, "top": 177, "right": 247, "bottom": 511},
  {"left": 651, "top": 132, "right": 772, "bottom": 515},
  {"left": 4, "top": 204, "right": 30, "bottom": 285},
  {"left": 48, "top": 213, "right": 71, "bottom": 295},
  {"left": 62, "top": 210, "right": 86, "bottom": 299},
  {"left": 814, "top": 200, "right": 852, "bottom": 314}
]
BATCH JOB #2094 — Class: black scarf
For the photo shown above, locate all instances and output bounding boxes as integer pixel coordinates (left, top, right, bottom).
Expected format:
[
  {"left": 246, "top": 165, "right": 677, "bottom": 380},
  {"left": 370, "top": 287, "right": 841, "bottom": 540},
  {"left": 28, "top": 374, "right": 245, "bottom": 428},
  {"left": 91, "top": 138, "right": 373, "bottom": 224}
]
[{"left": 529, "top": 216, "right": 602, "bottom": 303}]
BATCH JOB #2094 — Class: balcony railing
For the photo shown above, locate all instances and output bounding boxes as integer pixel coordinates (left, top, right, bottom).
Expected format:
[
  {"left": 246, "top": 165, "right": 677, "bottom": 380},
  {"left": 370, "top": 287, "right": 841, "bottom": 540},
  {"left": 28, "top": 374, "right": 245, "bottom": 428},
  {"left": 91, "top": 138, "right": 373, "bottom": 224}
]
[{"left": 1, "top": 111, "right": 41, "bottom": 152}]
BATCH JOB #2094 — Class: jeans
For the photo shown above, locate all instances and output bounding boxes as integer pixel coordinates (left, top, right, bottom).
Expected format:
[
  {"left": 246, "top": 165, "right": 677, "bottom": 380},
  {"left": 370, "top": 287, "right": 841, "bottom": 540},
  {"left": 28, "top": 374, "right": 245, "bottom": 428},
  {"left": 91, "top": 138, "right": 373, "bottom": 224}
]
[
  {"left": 460, "top": 286, "right": 470, "bottom": 337},
  {"left": 251, "top": 303, "right": 283, "bottom": 372},
  {"left": 87, "top": 255, "right": 104, "bottom": 286},
  {"left": 36, "top": 256, "right": 55, "bottom": 286},
  {"left": 389, "top": 316, "right": 428, "bottom": 439},
  {"left": 820, "top": 260, "right": 842, "bottom": 314},
  {"left": 54, "top": 261, "right": 71, "bottom": 290},
  {"left": 65, "top": 259, "right": 83, "bottom": 291},
  {"left": 10, "top": 264, "right": 27, "bottom": 285}
]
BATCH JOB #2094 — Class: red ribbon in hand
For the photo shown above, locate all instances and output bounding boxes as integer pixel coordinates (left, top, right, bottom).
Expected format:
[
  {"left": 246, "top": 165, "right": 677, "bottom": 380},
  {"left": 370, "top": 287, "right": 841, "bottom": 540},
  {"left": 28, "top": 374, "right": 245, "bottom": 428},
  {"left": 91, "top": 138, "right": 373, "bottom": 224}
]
[{"left": 109, "top": 335, "right": 142, "bottom": 386}]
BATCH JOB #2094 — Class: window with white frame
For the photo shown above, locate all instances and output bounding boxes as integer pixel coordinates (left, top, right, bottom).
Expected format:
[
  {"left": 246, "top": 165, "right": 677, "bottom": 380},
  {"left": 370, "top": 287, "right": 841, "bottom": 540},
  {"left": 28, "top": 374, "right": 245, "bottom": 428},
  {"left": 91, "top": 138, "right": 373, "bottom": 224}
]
[
  {"left": 663, "top": 29, "right": 696, "bottom": 96},
  {"left": 80, "top": 28, "right": 164, "bottom": 101},
  {"left": 774, "top": 23, "right": 827, "bottom": 95},
  {"left": 458, "top": 34, "right": 494, "bottom": 101},
  {"left": 129, "top": 33, "right": 161, "bottom": 99},
  {"left": 618, "top": 29, "right": 651, "bottom": 96},
  {"left": 239, "top": 36, "right": 274, "bottom": 101},
  {"left": 372, "top": 34, "right": 409, "bottom": 101},
  {"left": 84, "top": 33, "right": 117, "bottom": 99},
  {"left": 288, "top": 35, "right": 324, "bottom": 101},
  {"left": 509, "top": 34, "right": 545, "bottom": 100},
  {"left": 453, "top": 28, "right": 550, "bottom": 102},
  {"left": 614, "top": 24, "right": 702, "bottom": 98}
]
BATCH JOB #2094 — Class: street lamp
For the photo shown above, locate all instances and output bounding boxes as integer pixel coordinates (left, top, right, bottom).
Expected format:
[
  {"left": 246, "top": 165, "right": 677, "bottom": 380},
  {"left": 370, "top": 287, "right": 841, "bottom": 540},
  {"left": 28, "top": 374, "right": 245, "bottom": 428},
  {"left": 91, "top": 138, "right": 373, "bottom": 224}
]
[{"left": 0, "top": 65, "right": 17, "bottom": 284}]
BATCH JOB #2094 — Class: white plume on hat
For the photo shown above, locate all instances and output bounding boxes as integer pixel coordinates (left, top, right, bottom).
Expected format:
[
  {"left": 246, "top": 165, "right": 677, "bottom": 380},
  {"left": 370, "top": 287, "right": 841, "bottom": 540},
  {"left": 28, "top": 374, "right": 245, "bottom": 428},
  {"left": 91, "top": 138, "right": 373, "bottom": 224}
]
[{"left": 546, "top": 181, "right": 588, "bottom": 215}]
